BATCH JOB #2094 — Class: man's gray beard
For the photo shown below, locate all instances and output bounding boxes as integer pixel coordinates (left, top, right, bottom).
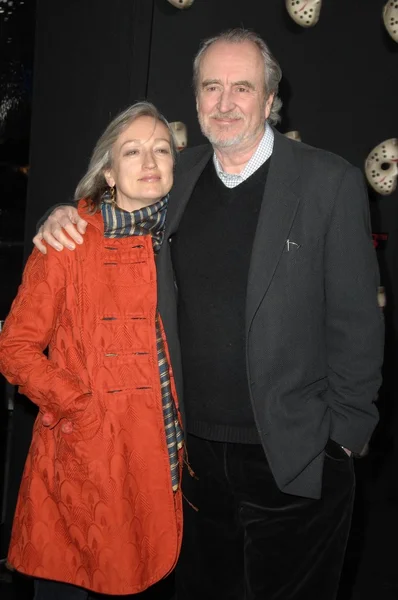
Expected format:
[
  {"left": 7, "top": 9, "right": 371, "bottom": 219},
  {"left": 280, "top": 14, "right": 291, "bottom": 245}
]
[
  {"left": 198, "top": 116, "right": 265, "bottom": 150},
  {"left": 199, "top": 119, "right": 246, "bottom": 149}
]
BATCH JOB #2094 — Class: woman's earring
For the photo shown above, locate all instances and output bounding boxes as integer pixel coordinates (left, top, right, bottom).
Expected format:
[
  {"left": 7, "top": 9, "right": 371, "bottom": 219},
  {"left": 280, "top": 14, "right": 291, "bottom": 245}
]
[{"left": 110, "top": 185, "right": 116, "bottom": 204}]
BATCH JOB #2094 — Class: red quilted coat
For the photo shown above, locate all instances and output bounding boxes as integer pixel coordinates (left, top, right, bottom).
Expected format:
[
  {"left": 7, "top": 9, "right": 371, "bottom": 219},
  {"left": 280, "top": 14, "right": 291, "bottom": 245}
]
[{"left": 0, "top": 202, "right": 183, "bottom": 595}]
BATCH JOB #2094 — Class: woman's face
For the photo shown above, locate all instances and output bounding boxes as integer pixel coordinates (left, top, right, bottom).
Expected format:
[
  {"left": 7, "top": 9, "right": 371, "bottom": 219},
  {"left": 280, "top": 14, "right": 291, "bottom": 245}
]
[{"left": 105, "top": 116, "right": 174, "bottom": 211}]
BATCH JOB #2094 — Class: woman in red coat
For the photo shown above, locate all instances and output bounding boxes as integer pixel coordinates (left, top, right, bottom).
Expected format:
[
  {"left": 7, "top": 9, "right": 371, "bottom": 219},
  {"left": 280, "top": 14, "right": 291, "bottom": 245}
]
[{"left": 0, "top": 102, "right": 183, "bottom": 599}]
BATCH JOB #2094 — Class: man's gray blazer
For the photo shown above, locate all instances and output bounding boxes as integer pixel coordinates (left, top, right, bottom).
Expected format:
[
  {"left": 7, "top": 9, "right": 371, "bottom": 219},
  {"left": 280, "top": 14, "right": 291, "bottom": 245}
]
[{"left": 157, "top": 129, "right": 384, "bottom": 499}]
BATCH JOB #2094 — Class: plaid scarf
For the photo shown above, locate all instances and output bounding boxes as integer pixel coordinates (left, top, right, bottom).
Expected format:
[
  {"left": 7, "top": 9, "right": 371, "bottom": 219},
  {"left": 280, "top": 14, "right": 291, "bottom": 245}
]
[
  {"left": 102, "top": 196, "right": 168, "bottom": 251},
  {"left": 101, "top": 197, "right": 183, "bottom": 491}
]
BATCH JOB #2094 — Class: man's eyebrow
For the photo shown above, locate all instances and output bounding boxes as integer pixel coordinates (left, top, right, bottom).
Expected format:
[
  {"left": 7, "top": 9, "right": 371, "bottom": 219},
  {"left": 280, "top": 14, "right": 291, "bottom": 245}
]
[
  {"left": 201, "top": 79, "right": 222, "bottom": 88},
  {"left": 201, "top": 79, "right": 256, "bottom": 90},
  {"left": 233, "top": 80, "right": 256, "bottom": 90}
]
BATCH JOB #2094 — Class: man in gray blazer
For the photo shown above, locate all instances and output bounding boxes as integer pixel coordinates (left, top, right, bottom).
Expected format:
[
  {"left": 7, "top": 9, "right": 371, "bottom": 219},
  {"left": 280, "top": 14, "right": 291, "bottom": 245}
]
[{"left": 34, "top": 29, "right": 383, "bottom": 600}]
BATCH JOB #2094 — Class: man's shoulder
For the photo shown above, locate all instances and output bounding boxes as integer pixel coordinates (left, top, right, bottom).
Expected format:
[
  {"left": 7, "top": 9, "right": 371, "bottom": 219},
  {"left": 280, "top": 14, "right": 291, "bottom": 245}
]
[
  {"left": 283, "top": 133, "right": 355, "bottom": 177},
  {"left": 174, "top": 143, "right": 212, "bottom": 172}
]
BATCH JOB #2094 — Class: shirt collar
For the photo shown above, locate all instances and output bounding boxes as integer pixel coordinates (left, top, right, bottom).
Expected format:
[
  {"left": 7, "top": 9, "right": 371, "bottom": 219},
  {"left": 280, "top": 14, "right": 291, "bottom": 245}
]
[{"left": 213, "top": 122, "right": 274, "bottom": 189}]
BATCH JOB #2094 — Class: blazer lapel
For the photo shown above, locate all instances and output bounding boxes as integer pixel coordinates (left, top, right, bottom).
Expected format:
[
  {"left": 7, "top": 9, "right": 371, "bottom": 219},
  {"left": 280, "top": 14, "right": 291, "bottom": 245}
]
[
  {"left": 246, "top": 131, "right": 301, "bottom": 328},
  {"left": 165, "top": 145, "right": 213, "bottom": 239}
]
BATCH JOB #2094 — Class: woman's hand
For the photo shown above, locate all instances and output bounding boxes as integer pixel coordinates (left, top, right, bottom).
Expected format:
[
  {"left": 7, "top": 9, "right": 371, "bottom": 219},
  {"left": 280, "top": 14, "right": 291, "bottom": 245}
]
[
  {"left": 42, "top": 411, "right": 72, "bottom": 432},
  {"left": 42, "top": 398, "right": 100, "bottom": 441},
  {"left": 33, "top": 206, "right": 88, "bottom": 254}
]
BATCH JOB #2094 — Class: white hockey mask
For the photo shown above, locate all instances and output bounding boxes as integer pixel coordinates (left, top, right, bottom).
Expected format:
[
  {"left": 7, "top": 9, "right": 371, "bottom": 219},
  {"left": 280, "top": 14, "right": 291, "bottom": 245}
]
[
  {"left": 383, "top": 1, "right": 398, "bottom": 43},
  {"left": 167, "top": 0, "right": 194, "bottom": 8},
  {"left": 285, "top": 0, "right": 321, "bottom": 27},
  {"left": 377, "top": 286, "right": 386, "bottom": 309},
  {"left": 365, "top": 138, "right": 398, "bottom": 195},
  {"left": 284, "top": 131, "right": 301, "bottom": 141},
  {"left": 170, "top": 121, "right": 188, "bottom": 151}
]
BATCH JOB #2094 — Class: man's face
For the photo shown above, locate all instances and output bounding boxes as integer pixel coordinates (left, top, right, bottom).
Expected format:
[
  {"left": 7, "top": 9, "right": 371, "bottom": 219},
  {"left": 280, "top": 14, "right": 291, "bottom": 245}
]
[{"left": 196, "top": 40, "right": 274, "bottom": 150}]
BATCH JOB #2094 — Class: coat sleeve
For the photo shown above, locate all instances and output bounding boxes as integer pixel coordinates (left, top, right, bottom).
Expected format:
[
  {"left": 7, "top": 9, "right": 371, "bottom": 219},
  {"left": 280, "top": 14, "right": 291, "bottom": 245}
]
[
  {"left": 324, "top": 165, "right": 384, "bottom": 453},
  {"left": 0, "top": 247, "right": 91, "bottom": 421}
]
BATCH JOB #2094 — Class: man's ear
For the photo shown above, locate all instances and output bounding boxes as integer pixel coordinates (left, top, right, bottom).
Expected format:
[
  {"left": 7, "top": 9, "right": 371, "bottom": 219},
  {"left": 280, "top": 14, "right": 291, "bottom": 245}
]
[{"left": 264, "top": 93, "right": 275, "bottom": 120}]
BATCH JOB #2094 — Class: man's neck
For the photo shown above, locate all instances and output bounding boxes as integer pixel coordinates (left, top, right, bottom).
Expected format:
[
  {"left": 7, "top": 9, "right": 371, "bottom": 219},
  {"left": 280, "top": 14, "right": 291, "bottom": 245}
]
[{"left": 214, "top": 129, "right": 265, "bottom": 175}]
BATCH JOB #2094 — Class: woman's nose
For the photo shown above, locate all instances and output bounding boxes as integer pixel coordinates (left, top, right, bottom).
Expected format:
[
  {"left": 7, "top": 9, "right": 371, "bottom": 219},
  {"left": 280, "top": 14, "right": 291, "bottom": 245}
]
[{"left": 142, "top": 151, "right": 156, "bottom": 169}]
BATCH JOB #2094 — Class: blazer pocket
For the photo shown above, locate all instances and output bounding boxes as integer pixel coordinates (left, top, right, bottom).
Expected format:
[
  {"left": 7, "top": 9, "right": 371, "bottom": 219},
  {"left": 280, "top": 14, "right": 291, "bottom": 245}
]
[{"left": 324, "top": 439, "right": 351, "bottom": 462}]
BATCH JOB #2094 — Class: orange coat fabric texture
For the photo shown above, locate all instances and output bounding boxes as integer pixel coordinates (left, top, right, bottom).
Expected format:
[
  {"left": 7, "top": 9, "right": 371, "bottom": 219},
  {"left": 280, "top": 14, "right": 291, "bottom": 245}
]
[{"left": 0, "top": 205, "right": 183, "bottom": 595}]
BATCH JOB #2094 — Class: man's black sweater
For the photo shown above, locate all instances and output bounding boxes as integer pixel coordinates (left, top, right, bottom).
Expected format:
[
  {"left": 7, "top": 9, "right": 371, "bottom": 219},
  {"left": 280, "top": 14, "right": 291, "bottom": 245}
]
[{"left": 171, "top": 157, "right": 270, "bottom": 443}]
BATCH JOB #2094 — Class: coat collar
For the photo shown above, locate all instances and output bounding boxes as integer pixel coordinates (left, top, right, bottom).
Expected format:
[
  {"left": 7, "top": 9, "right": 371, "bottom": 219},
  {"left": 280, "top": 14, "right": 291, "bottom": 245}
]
[
  {"left": 245, "top": 130, "right": 301, "bottom": 327},
  {"left": 77, "top": 200, "right": 104, "bottom": 231},
  {"left": 165, "top": 146, "right": 213, "bottom": 238}
]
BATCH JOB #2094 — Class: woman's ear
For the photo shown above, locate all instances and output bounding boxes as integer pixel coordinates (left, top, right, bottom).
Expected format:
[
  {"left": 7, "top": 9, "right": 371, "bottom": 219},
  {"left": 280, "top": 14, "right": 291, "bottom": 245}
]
[{"left": 104, "top": 169, "right": 115, "bottom": 188}]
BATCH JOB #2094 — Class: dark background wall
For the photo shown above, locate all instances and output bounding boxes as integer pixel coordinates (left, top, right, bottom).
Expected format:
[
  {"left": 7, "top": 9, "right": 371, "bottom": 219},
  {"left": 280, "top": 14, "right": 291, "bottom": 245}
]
[
  {"left": 0, "top": 0, "right": 35, "bottom": 319},
  {"left": 23, "top": 0, "right": 155, "bottom": 249}
]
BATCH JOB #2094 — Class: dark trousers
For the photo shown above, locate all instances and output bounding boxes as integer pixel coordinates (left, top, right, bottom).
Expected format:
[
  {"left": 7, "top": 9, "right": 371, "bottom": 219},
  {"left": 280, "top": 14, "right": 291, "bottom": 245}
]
[
  {"left": 33, "top": 578, "right": 175, "bottom": 600},
  {"left": 34, "top": 580, "right": 89, "bottom": 600},
  {"left": 176, "top": 434, "right": 355, "bottom": 600}
]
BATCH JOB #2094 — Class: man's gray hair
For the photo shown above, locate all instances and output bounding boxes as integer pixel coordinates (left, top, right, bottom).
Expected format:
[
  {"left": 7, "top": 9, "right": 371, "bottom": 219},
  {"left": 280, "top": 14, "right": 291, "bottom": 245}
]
[
  {"left": 193, "top": 28, "right": 283, "bottom": 126},
  {"left": 74, "top": 101, "right": 177, "bottom": 212}
]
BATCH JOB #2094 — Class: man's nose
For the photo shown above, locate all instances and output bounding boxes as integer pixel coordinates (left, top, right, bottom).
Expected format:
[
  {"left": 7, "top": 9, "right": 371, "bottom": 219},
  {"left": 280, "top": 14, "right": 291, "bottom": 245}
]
[{"left": 218, "top": 90, "right": 235, "bottom": 113}]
